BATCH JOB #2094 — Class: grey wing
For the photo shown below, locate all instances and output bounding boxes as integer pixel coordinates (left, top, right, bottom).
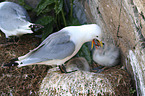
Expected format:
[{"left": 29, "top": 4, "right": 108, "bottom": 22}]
[
  {"left": 20, "top": 32, "right": 75, "bottom": 64},
  {"left": 13, "top": 2, "right": 31, "bottom": 21},
  {"left": 0, "top": 2, "right": 31, "bottom": 31}
]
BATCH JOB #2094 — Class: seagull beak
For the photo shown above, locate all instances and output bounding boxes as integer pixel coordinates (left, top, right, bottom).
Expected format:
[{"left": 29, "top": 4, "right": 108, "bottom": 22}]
[{"left": 91, "top": 39, "right": 103, "bottom": 49}]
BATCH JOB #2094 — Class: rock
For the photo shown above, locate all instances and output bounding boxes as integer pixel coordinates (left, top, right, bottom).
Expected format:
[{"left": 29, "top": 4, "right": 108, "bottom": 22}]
[
  {"left": 73, "top": 0, "right": 145, "bottom": 95},
  {"left": 39, "top": 67, "right": 131, "bottom": 95}
]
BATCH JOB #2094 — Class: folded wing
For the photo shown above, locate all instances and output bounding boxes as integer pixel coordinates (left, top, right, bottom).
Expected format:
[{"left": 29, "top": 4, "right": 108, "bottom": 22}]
[{"left": 19, "top": 31, "right": 75, "bottom": 65}]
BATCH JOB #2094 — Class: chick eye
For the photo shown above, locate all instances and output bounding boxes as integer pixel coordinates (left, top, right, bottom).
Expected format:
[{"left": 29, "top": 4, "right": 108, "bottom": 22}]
[{"left": 96, "top": 36, "right": 98, "bottom": 37}]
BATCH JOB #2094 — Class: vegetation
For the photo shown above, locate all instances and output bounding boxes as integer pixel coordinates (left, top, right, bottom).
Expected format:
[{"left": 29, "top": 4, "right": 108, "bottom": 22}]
[
  {"left": 129, "top": 87, "right": 136, "bottom": 95},
  {"left": 35, "top": 0, "right": 80, "bottom": 40}
]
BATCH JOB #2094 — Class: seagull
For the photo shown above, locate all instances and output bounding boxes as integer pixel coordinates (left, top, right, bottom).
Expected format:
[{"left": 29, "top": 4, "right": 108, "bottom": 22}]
[
  {"left": 60, "top": 57, "right": 90, "bottom": 73},
  {"left": 0, "top": 1, "right": 43, "bottom": 38},
  {"left": 93, "top": 42, "right": 120, "bottom": 67},
  {"left": 4, "top": 24, "right": 102, "bottom": 68}
]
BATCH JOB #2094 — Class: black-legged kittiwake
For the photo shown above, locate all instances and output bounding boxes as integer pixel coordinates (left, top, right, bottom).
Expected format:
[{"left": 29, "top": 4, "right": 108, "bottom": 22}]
[
  {"left": 93, "top": 42, "right": 120, "bottom": 67},
  {"left": 0, "top": 1, "right": 43, "bottom": 38},
  {"left": 4, "top": 24, "right": 102, "bottom": 67}
]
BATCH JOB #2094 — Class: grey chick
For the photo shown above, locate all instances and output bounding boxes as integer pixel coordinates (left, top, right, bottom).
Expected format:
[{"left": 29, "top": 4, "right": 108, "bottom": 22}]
[
  {"left": 0, "top": 1, "right": 43, "bottom": 38},
  {"left": 64, "top": 57, "right": 90, "bottom": 73},
  {"left": 93, "top": 43, "right": 120, "bottom": 67}
]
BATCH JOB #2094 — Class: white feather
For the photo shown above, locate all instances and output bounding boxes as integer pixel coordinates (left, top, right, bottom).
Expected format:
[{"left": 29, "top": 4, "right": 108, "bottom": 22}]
[
  {"left": 93, "top": 43, "right": 120, "bottom": 67},
  {"left": 0, "top": 23, "right": 33, "bottom": 38},
  {"left": 0, "top": 2, "right": 33, "bottom": 38}
]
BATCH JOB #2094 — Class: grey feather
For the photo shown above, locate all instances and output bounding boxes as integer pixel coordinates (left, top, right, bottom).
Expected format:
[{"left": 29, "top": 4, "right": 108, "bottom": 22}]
[
  {"left": 0, "top": 2, "right": 31, "bottom": 31},
  {"left": 65, "top": 57, "right": 90, "bottom": 72},
  {"left": 20, "top": 31, "right": 75, "bottom": 64}
]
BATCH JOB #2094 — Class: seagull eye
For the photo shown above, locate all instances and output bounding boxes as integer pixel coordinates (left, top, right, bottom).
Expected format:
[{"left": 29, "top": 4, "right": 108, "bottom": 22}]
[{"left": 96, "top": 36, "right": 98, "bottom": 37}]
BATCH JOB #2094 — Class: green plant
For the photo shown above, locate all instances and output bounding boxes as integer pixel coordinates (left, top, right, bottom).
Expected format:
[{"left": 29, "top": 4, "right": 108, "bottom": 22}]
[
  {"left": 18, "top": 0, "right": 33, "bottom": 10},
  {"left": 35, "top": 0, "right": 80, "bottom": 40},
  {"left": 77, "top": 44, "right": 92, "bottom": 64},
  {"left": 129, "top": 88, "right": 136, "bottom": 95}
]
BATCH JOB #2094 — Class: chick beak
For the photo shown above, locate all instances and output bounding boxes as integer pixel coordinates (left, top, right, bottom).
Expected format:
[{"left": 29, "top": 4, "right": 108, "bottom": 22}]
[
  {"left": 97, "top": 40, "right": 103, "bottom": 47},
  {"left": 91, "top": 39, "right": 103, "bottom": 49}
]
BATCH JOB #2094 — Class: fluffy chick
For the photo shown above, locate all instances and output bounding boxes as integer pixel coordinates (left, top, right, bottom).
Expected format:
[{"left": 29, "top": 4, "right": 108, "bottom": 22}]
[
  {"left": 93, "top": 43, "right": 120, "bottom": 67},
  {"left": 65, "top": 57, "right": 90, "bottom": 72}
]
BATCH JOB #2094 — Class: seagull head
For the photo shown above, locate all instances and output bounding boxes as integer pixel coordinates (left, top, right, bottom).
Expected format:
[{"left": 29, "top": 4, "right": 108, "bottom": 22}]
[
  {"left": 79, "top": 24, "right": 103, "bottom": 49},
  {"left": 80, "top": 24, "right": 102, "bottom": 41},
  {"left": 62, "top": 24, "right": 103, "bottom": 48}
]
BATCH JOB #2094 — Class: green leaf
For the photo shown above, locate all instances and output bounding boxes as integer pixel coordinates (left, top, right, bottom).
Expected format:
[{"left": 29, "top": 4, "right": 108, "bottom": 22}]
[
  {"left": 18, "top": 0, "right": 33, "bottom": 10},
  {"left": 35, "top": 16, "right": 54, "bottom": 26},
  {"left": 38, "top": 6, "right": 52, "bottom": 14},
  {"left": 35, "top": 0, "right": 54, "bottom": 15},
  {"left": 67, "top": 17, "right": 80, "bottom": 26},
  {"left": 42, "top": 22, "right": 54, "bottom": 40},
  {"left": 77, "top": 43, "right": 92, "bottom": 64},
  {"left": 35, "top": 16, "right": 54, "bottom": 40},
  {"left": 54, "top": 0, "right": 63, "bottom": 14},
  {"left": 17, "top": 0, "right": 25, "bottom": 5},
  {"left": 24, "top": 5, "right": 33, "bottom": 10}
]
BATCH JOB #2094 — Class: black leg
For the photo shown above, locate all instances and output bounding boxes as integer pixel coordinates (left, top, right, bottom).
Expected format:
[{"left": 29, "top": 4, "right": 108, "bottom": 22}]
[
  {"left": 59, "top": 64, "right": 67, "bottom": 73},
  {"left": 92, "top": 66, "right": 104, "bottom": 73}
]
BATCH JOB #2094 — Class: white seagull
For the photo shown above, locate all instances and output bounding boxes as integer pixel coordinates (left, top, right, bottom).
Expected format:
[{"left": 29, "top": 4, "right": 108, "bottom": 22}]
[
  {"left": 93, "top": 42, "right": 120, "bottom": 67},
  {"left": 0, "top": 1, "right": 43, "bottom": 38},
  {"left": 4, "top": 24, "right": 102, "bottom": 67}
]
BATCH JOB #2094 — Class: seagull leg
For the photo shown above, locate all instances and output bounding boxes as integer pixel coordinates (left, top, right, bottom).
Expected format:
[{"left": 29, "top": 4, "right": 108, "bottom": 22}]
[
  {"left": 59, "top": 64, "right": 67, "bottom": 73},
  {"left": 92, "top": 66, "right": 104, "bottom": 73}
]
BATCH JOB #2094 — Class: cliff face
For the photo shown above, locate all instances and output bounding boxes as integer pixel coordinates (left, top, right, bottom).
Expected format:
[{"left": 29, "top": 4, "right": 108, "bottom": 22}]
[
  {"left": 3, "top": 0, "right": 145, "bottom": 95},
  {"left": 73, "top": 0, "right": 145, "bottom": 95}
]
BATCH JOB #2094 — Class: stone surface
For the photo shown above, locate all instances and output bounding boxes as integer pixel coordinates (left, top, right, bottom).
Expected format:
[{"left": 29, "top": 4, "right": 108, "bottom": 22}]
[
  {"left": 73, "top": 0, "right": 145, "bottom": 95},
  {"left": 39, "top": 67, "right": 130, "bottom": 96}
]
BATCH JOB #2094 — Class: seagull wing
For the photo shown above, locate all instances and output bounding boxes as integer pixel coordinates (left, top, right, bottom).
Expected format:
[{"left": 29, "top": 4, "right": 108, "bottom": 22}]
[
  {"left": 18, "top": 31, "right": 75, "bottom": 65},
  {"left": 13, "top": 2, "right": 31, "bottom": 21},
  {"left": 0, "top": 2, "right": 31, "bottom": 31}
]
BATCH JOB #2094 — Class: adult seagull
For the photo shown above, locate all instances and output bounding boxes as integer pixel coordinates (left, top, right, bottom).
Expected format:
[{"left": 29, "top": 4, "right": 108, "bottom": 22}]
[
  {"left": 0, "top": 1, "right": 43, "bottom": 38},
  {"left": 4, "top": 24, "right": 102, "bottom": 67}
]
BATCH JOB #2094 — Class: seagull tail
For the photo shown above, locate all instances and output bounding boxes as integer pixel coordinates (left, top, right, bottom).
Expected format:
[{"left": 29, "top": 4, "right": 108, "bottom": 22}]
[
  {"left": 3, "top": 58, "right": 19, "bottom": 67},
  {"left": 29, "top": 24, "right": 44, "bottom": 32},
  {"left": 3, "top": 62, "right": 19, "bottom": 67}
]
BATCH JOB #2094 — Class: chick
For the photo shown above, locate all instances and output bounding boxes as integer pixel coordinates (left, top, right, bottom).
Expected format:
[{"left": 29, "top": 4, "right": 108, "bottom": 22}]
[
  {"left": 93, "top": 43, "right": 120, "bottom": 67},
  {"left": 60, "top": 57, "right": 90, "bottom": 73}
]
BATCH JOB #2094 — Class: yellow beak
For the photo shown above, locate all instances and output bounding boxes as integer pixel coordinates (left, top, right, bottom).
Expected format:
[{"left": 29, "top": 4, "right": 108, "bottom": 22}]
[{"left": 91, "top": 40, "right": 95, "bottom": 49}]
